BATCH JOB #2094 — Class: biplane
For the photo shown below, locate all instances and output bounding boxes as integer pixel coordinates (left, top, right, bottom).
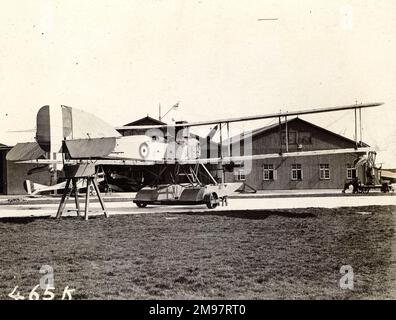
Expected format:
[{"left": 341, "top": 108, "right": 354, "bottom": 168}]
[{"left": 6, "top": 101, "right": 383, "bottom": 218}]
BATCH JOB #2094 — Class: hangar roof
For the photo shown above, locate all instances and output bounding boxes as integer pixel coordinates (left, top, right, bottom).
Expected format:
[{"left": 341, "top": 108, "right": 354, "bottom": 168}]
[
  {"left": 122, "top": 116, "right": 166, "bottom": 127},
  {"left": 227, "top": 117, "right": 369, "bottom": 147}
]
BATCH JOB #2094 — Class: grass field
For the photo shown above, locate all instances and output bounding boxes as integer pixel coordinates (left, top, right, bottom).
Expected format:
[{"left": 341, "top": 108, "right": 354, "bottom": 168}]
[{"left": 0, "top": 205, "right": 395, "bottom": 299}]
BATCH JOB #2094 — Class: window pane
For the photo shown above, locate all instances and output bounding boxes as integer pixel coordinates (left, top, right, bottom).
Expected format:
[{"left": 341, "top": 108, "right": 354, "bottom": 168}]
[
  {"left": 263, "top": 171, "right": 268, "bottom": 180},
  {"left": 297, "top": 171, "right": 302, "bottom": 180},
  {"left": 347, "top": 168, "right": 356, "bottom": 179}
]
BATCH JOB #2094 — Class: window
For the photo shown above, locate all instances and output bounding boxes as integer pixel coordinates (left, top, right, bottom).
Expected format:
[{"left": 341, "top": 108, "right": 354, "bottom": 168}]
[
  {"left": 319, "top": 164, "right": 330, "bottom": 180},
  {"left": 263, "top": 164, "right": 276, "bottom": 181},
  {"left": 234, "top": 169, "right": 246, "bottom": 181},
  {"left": 347, "top": 164, "right": 357, "bottom": 180},
  {"left": 291, "top": 164, "right": 303, "bottom": 180}
]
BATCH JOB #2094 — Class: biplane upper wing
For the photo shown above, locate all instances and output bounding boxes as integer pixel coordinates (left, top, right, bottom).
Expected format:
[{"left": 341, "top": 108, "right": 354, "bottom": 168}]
[{"left": 116, "top": 102, "right": 383, "bottom": 130}]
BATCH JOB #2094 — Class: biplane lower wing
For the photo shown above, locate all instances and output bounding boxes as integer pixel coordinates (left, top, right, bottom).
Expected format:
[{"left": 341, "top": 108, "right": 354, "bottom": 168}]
[
  {"left": 156, "top": 147, "right": 374, "bottom": 165},
  {"left": 171, "top": 147, "right": 375, "bottom": 164},
  {"left": 16, "top": 147, "right": 374, "bottom": 166}
]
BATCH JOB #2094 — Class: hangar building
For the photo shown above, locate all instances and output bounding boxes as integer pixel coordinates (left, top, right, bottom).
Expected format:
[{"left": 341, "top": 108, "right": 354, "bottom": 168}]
[{"left": 225, "top": 117, "right": 364, "bottom": 190}]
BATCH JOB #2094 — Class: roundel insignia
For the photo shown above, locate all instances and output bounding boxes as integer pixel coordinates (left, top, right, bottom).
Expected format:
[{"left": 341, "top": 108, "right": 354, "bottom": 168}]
[{"left": 139, "top": 142, "right": 150, "bottom": 159}]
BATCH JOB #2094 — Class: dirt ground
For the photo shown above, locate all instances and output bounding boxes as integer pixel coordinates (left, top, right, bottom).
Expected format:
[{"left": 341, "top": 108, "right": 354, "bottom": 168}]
[{"left": 0, "top": 205, "right": 395, "bottom": 299}]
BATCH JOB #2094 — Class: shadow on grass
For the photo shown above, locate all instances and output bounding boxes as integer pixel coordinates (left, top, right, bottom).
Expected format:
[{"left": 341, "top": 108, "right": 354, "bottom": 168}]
[
  {"left": 0, "top": 216, "right": 52, "bottom": 224},
  {"left": 175, "top": 210, "right": 317, "bottom": 220},
  {"left": 0, "top": 214, "right": 113, "bottom": 225}
]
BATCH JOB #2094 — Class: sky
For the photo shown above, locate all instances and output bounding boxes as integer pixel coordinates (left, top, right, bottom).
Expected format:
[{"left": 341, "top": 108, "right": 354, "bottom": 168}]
[{"left": 0, "top": 0, "right": 395, "bottom": 167}]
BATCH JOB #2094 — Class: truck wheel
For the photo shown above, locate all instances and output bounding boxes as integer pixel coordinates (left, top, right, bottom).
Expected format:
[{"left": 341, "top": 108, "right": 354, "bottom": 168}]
[
  {"left": 381, "top": 183, "right": 389, "bottom": 193},
  {"left": 205, "top": 192, "right": 218, "bottom": 209},
  {"left": 136, "top": 202, "right": 147, "bottom": 208}
]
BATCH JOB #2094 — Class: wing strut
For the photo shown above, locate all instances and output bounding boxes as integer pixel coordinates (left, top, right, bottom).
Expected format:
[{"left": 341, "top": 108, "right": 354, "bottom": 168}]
[
  {"left": 359, "top": 107, "right": 363, "bottom": 143},
  {"left": 226, "top": 122, "right": 230, "bottom": 157},
  {"left": 285, "top": 114, "right": 289, "bottom": 152},
  {"left": 219, "top": 123, "right": 224, "bottom": 183},
  {"left": 200, "top": 163, "right": 218, "bottom": 185},
  {"left": 278, "top": 116, "right": 282, "bottom": 155},
  {"left": 354, "top": 108, "right": 358, "bottom": 148}
]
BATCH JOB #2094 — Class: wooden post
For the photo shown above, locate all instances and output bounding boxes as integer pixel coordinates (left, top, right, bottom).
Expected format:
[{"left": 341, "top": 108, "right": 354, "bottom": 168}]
[
  {"left": 56, "top": 179, "right": 72, "bottom": 219},
  {"left": 92, "top": 178, "right": 108, "bottom": 218},
  {"left": 72, "top": 178, "right": 80, "bottom": 217},
  {"left": 50, "top": 152, "right": 58, "bottom": 196},
  {"left": 84, "top": 178, "right": 91, "bottom": 220}
]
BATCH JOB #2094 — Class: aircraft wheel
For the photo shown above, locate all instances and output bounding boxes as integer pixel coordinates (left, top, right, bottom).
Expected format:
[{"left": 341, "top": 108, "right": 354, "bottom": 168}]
[
  {"left": 136, "top": 202, "right": 148, "bottom": 208},
  {"left": 205, "top": 192, "right": 218, "bottom": 209}
]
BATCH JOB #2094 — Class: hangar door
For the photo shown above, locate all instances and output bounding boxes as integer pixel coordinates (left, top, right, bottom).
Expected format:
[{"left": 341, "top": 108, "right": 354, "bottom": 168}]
[
  {"left": 0, "top": 150, "right": 5, "bottom": 194},
  {"left": 0, "top": 148, "right": 10, "bottom": 194}
]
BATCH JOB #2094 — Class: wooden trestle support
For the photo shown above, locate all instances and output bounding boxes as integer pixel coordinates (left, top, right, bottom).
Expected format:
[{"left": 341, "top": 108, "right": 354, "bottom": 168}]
[{"left": 56, "top": 164, "right": 108, "bottom": 220}]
